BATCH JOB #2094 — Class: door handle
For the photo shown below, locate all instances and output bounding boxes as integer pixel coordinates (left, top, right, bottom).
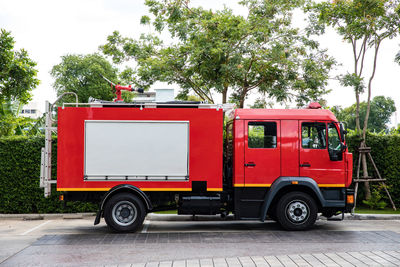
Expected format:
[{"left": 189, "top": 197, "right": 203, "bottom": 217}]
[
  {"left": 245, "top": 162, "right": 256, "bottom": 167},
  {"left": 300, "top": 163, "right": 311, "bottom": 167}
]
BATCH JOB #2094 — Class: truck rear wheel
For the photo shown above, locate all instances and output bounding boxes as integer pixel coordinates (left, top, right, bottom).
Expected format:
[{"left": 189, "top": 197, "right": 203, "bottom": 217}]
[
  {"left": 276, "top": 191, "right": 317, "bottom": 231},
  {"left": 104, "top": 193, "right": 146, "bottom": 232}
]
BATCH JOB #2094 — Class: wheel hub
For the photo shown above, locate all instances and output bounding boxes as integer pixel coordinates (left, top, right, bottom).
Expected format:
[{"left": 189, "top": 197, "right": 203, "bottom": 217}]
[
  {"left": 112, "top": 201, "right": 138, "bottom": 226},
  {"left": 286, "top": 201, "right": 309, "bottom": 224}
]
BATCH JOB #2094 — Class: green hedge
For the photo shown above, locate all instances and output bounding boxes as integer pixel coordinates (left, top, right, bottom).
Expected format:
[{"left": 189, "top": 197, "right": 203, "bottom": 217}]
[
  {"left": 0, "top": 136, "right": 96, "bottom": 213},
  {"left": 346, "top": 133, "right": 400, "bottom": 207},
  {"left": 0, "top": 133, "right": 399, "bottom": 213}
]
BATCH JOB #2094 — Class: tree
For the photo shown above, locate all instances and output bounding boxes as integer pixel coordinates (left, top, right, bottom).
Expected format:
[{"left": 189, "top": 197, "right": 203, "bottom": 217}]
[
  {"left": 101, "top": 0, "right": 335, "bottom": 108},
  {"left": 0, "top": 29, "right": 39, "bottom": 105},
  {"left": 332, "top": 96, "right": 396, "bottom": 132},
  {"left": 51, "top": 54, "right": 119, "bottom": 103},
  {"left": 308, "top": 0, "right": 400, "bottom": 199}
]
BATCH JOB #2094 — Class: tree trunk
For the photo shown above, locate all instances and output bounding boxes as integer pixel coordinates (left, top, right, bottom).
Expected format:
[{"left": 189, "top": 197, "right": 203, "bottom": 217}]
[
  {"left": 222, "top": 86, "right": 228, "bottom": 104},
  {"left": 361, "top": 40, "right": 381, "bottom": 200},
  {"left": 355, "top": 92, "right": 361, "bottom": 132},
  {"left": 360, "top": 141, "right": 371, "bottom": 199},
  {"left": 239, "top": 85, "right": 248, "bottom": 108}
]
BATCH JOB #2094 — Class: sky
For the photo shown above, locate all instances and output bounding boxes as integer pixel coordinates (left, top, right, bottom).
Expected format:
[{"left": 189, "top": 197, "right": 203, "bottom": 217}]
[{"left": 1, "top": 0, "right": 400, "bottom": 124}]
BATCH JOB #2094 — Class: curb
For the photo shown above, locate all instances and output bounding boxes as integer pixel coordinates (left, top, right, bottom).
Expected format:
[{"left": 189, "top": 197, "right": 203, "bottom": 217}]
[
  {"left": 344, "top": 213, "right": 400, "bottom": 220},
  {"left": 0, "top": 212, "right": 96, "bottom": 220}
]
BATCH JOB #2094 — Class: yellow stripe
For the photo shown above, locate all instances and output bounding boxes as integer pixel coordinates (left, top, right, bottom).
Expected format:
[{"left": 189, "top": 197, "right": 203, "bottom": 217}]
[
  {"left": 318, "top": 184, "right": 345, "bottom": 187},
  {"left": 234, "top": 184, "right": 271, "bottom": 187},
  {"left": 207, "top": 188, "right": 223, "bottom": 191},
  {"left": 57, "top": 188, "right": 192, "bottom": 192},
  {"left": 234, "top": 183, "right": 345, "bottom": 188}
]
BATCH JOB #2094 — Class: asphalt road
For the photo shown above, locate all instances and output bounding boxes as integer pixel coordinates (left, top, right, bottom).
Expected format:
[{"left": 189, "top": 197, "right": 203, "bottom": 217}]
[{"left": 1, "top": 215, "right": 400, "bottom": 266}]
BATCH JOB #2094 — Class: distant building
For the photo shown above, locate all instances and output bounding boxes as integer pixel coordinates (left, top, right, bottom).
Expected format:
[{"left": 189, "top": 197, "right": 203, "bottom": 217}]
[{"left": 20, "top": 102, "right": 43, "bottom": 119}]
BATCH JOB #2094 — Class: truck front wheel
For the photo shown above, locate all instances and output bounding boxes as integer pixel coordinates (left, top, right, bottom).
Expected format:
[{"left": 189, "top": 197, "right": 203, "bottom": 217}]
[
  {"left": 276, "top": 191, "right": 317, "bottom": 231},
  {"left": 104, "top": 193, "right": 146, "bottom": 232}
]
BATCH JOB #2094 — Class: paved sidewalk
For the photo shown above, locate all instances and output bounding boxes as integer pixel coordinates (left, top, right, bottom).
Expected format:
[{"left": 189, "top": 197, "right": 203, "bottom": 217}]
[{"left": 120, "top": 250, "right": 400, "bottom": 267}]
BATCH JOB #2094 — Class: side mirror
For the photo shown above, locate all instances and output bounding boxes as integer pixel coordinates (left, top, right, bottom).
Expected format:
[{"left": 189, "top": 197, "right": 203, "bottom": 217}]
[
  {"left": 339, "top": 123, "right": 346, "bottom": 142},
  {"left": 328, "top": 143, "right": 345, "bottom": 161}
]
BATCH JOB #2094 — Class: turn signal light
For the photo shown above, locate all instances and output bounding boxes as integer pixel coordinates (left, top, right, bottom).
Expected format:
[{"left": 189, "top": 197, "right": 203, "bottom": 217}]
[
  {"left": 347, "top": 195, "right": 354, "bottom": 204},
  {"left": 291, "top": 181, "right": 298, "bottom": 185}
]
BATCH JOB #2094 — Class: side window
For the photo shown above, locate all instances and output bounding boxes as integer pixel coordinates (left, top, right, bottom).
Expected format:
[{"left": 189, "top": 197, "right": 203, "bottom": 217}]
[
  {"left": 328, "top": 123, "right": 341, "bottom": 150},
  {"left": 301, "top": 122, "right": 326, "bottom": 149},
  {"left": 248, "top": 122, "right": 277, "bottom": 148}
]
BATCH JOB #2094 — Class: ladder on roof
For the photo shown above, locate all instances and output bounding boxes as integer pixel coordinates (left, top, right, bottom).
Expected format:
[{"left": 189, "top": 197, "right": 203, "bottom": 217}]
[{"left": 39, "top": 92, "right": 78, "bottom": 197}]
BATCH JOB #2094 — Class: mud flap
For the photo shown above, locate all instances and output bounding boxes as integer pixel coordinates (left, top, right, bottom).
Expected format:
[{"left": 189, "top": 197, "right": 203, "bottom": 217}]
[{"left": 94, "top": 209, "right": 102, "bottom": 225}]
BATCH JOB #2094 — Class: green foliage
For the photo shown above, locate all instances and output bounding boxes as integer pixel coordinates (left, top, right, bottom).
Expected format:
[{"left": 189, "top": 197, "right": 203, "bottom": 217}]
[
  {"left": 0, "top": 29, "right": 39, "bottom": 105},
  {"left": 331, "top": 96, "right": 396, "bottom": 132},
  {"left": 0, "top": 136, "right": 96, "bottom": 213},
  {"left": 346, "top": 131, "right": 400, "bottom": 207},
  {"left": 307, "top": 0, "right": 400, "bottom": 136},
  {"left": 50, "top": 54, "right": 118, "bottom": 104},
  {"left": 362, "top": 187, "right": 387, "bottom": 210},
  {"left": 0, "top": 100, "right": 42, "bottom": 137},
  {"left": 101, "top": 0, "right": 335, "bottom": 107}
]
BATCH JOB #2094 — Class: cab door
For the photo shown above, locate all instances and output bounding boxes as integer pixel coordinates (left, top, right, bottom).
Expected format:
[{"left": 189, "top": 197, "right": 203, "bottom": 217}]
[
  {"left": 244, "top": 120, "right": 280, "bottom": 186},
  {"left": 299, "top": 121, "right": 345, "bottom": 186}
]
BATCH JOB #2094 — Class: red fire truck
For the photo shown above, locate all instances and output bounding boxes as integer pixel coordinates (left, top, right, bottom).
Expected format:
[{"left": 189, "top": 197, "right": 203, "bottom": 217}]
[{"left": 40, "top": 95, "right": 354, "bottom": 232}]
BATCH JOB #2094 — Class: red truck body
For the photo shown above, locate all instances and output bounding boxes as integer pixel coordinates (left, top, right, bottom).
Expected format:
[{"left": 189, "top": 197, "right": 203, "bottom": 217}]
[
  {"left": 41, "top": 102, "right": 354, "bottom": 232},
  {"left": 57, "top": 107, "right": 223, "bottom": 192}
]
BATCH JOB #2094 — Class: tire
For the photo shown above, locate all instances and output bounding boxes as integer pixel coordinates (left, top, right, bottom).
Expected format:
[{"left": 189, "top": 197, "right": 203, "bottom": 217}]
[
  {"left": 276, "top": 191, "right": 317, "bottom": 231},
  {"left": 104, "top": 193, "right": 146, "bottom": 232}
]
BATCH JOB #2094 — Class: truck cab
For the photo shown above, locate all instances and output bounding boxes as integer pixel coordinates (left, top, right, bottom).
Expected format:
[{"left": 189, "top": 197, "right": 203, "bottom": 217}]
[{"left": 227, "top": 108, "right": 353, "bottom": 229}]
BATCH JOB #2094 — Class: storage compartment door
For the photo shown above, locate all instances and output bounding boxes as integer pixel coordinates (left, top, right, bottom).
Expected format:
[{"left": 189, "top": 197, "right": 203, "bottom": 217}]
[{"left": 84, "top": 120, "right": 189, "bottom": 180}]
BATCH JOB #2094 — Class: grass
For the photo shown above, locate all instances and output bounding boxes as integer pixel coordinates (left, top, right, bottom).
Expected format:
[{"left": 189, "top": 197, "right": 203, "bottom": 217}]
[{"left": 354, "top": 207, "right": 400, "bottom": 214}]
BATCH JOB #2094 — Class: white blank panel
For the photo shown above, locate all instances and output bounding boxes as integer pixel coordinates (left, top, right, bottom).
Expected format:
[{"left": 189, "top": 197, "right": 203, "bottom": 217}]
[{"left": 85, "top": 121, "right": 189, "bottom": 178}]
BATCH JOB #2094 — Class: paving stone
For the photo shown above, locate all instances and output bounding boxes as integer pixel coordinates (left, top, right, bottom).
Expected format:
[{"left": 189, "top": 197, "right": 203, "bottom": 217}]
[
  {"left": 274, "top": 255, "right": 297, "bottom": 267},
  {"left": 384, "top": 251, "right": 400, "bottom": 261},
  {"left": 173, "top": 260, "right": 186, "bottom": 267},
  {"left": 146, "top": 262, "right": 160, "bottom": 267},
  {"left": 225, "top": 257, "right": 242, "bottom": 267},
  {"left": 323, "top": 253, "right": 353, "bottom": 267},
  {"left": 287, "top": 254, "right": 310, "bottom": 267},
  {"left": 371, "top": 251, "right": 400, "bottom": 266},
  {"left": 213, "top": 258, "right": 228, "bottom": 267},
  {"left": 359, "top": 251, "right": 394, "bottom": 266},
  {"left": 200, "top": 258, "right": 214, "bottom": 267},
  {"left": 335, "top": 252, "right": 367, "bottom": 266},
  {"left": 347, "top": 251, "right": 378, "bottom": 266},
  {"left": 249, "top": 256, "right": 268, "bottom": 267},
  {"left": 186, "top": 259, "right": 200, "bottom": 267},
  {"left": 238, "top": 256, "right": 255, "bottom": 267},
  {"left": 131, "top": 263, "right": 146, "bottom": 267},
  {"left": 312, "top": 253, "right": 340, "bottom": 267},
  {"left": 159, "top": 261, "right": 173, "bottom": 267},
  {"left": 263, "top": 256, "right": 283, "bottom": 267},
  {"left": 299, "top": 254, "right": 324, "bottom": 266}
]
